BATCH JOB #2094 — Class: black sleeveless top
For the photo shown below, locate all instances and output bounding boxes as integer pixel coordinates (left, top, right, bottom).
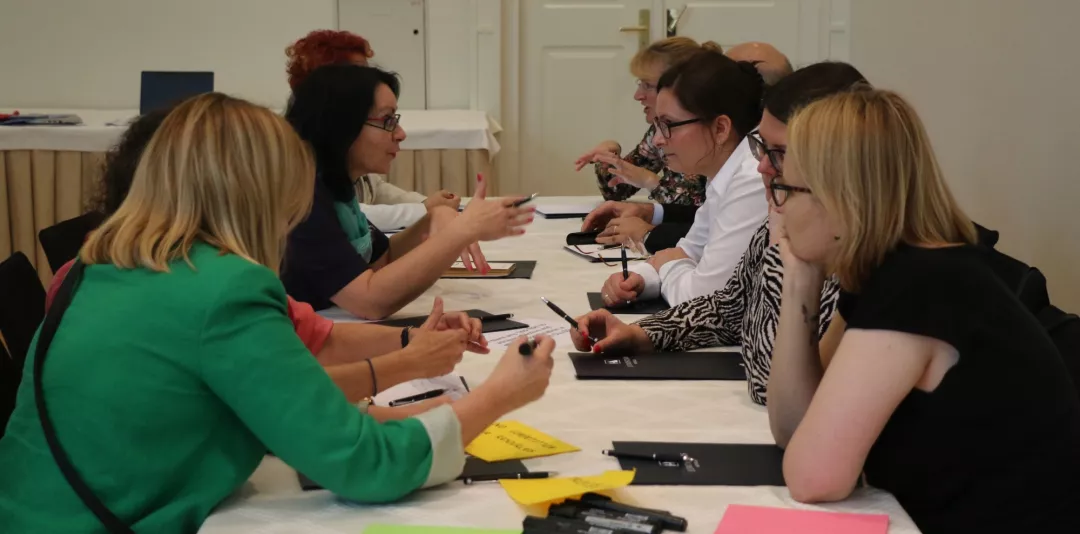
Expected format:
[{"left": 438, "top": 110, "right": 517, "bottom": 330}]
[{"left": 837, "top": 244, "right": 1080, "bottom": 533}]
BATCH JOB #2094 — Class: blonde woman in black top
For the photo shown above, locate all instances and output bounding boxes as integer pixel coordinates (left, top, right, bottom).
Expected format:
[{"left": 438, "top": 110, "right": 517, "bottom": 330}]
[{"left": 768, "top": 88, "right": 1080, "bottom": 533}]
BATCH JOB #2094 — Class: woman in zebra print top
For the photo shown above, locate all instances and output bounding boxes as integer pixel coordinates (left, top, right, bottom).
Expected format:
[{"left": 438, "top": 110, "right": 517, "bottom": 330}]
[{"left": 570, "top": 62, "right": 868, "bottom": 406}]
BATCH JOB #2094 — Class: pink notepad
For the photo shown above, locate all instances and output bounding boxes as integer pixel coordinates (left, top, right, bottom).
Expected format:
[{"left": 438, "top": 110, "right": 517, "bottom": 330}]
[{"left": 715, "top": 504, "right": 889, "bottom": 534}]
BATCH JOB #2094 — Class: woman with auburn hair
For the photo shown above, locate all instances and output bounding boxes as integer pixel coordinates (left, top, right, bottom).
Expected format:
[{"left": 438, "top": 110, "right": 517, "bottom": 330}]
[
  {"left": 767, "top": 88, "right": 1080, "bottom": 532},
  {"left": 286, "top": 29, "right": 458, "bottom": 230},
  {"left": 0, "top": 93, "right": 555, "bottom": 533}
]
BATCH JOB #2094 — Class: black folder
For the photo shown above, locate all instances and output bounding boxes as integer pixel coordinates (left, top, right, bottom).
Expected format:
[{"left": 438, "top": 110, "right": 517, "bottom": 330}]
[
  {"left": 610, "top": 441, "right": 785, "bottom": 486},
  {"left": 587, "top": 292, "right": 670, "bottom": 314},
  {"left": 441, "top": 260, "right": 537, "bottom": 280},
  {"left": 376, "top": 310, "right": 528, "bottom": 334},
  {"left": 300, "top": 457, "right": 528, "bottom": 490},
  {"left": 569, "top": 351, "right": 746, "bottom": 380}
]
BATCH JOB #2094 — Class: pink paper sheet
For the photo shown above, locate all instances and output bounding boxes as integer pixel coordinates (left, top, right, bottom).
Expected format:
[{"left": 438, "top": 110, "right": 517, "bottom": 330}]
[{"left": 715, "top": 504, "right": 889, "bottom": 534}]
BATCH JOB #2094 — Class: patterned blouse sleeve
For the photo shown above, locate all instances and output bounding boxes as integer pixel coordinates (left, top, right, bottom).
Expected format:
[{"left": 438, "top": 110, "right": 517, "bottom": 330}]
[
  {"left": 595, "top": 126, "right": 666, "bottom": 201},
  {"left": 635, "top": 221, "right": 769, "bottom": 351}
]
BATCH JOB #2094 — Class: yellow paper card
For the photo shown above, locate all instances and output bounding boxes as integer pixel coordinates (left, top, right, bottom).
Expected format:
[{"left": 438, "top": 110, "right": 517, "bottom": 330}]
[
  {"left": 499, "top": 470, "right": 636, "bottom": 506},
  {"left": 465, "top": 420, "right": 580, "bottom": 462}
]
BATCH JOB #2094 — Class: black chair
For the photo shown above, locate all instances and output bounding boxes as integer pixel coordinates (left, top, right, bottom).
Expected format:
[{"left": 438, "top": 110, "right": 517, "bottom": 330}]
[
  {"left": 0, "top": 252, "right": 47, "bottom": 436},
  {"left": 38, "top": 212, "right": 106, "bottom": 274}
]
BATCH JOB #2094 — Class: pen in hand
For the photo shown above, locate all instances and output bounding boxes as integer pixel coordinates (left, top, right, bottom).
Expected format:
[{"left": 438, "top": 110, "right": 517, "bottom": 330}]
[
  {"left": 621, "top": 246, "right": 629, "bottom": 280},
  {"left": 541, "top": 297, "right": 599, "bottom": 344},
  {"left": 519, "top": 336, "right": 539, "bottom": 356}
]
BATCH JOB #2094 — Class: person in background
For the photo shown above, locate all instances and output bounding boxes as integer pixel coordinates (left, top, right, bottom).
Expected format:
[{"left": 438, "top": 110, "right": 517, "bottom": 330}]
[
  {"left": 43, "top": 106, "right": 485, "bottom": 416},
  {"left": 724, "top": 42, "right": 794, "bottom": 87},
  {"left": 286, "top": 29, "right": 457, "bottom": 229},
  {"left": 596, "top": 49, "right": 768, "bottom": 307},
  {"left": 581, "top": 41, "right": 793, "bottom": 252},
  {"left": 571, "top": 62, "right": 866, "bottom": 406},
  {"left": 572, "top": 37, "right": 714, "bottom": 250},
  {"left": 767, "top": 88, "right": 1080, "bottom": 532},
  {"left": 284, "top": 65, "right": 533, "bottom": 319},
  {"left": 0, "top": 93, "right": 557, "bottom": 533}
]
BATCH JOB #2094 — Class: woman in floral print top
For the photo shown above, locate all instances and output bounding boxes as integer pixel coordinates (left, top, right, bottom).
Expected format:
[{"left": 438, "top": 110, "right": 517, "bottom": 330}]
[{"left": 574, "top": 37, "right": 719, "bottom": 206}]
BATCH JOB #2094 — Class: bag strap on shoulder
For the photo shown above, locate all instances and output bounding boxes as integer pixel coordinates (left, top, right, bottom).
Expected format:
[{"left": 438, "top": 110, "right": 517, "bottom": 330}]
[{"left": 33, "top": 260, "right": 134, "bottom": 534}]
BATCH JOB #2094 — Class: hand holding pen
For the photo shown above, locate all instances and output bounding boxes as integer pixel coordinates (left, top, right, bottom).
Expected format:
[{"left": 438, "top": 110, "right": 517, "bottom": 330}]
[{"left": 480, "top": 335, "right": 556, "bottom": 412}]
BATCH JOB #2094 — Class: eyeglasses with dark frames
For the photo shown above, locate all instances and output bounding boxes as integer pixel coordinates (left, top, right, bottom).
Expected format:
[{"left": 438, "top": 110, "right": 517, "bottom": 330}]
[
  {"left": 768, "top": 175, "right": 812, "bottom": 207},
  {"left": 653, "top": 117, "right": 703, "bottom": 139},
  {"left": 365, "top": 113, "right": 401, "bottom": 132},
  {"left": 748, "top": 132, "right": 786, "bottom": 173}
]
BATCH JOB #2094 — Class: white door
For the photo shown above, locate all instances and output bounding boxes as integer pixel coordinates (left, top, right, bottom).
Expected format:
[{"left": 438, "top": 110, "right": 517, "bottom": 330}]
[
  {"left": 520, "top": 0, "right": 655, "bottom": 196},
  {"left": 338, "top": 0, "right": 427, "bottom": 109},
  {"left": 664, "top": 0, "right": 819, "bottom": 66}
]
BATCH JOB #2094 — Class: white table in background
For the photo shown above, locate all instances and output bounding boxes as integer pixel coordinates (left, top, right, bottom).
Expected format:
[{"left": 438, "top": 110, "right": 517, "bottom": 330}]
[
  {"left": 0, "top": 108, "right": 500, "bottom": 285},
  {"left": 199, "top": 206, "right": 921, "bottom": 534}
]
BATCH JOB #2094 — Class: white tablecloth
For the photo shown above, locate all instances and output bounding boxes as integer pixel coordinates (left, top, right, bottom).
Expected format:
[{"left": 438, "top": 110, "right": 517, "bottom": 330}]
[
  {"left": 0, "top": 109, "right": 501, "bottom": 155},
  {"left": 199, "top": 199, "right": 920, "bottom": 534}
]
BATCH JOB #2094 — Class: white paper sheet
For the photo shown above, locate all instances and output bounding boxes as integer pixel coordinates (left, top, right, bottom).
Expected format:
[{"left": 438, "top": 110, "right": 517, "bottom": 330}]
[
  {"left": 372, "top": 373, "right": 471, "bottom": 407},
  {"left": 451, "top": 261, "right": 516, "bottom": 270},
  {"left": 485, "top": 318, "right": 574, "bottom": 350},
  {"left": 563, "top": 244, "right": 647, "bottom": 262}
]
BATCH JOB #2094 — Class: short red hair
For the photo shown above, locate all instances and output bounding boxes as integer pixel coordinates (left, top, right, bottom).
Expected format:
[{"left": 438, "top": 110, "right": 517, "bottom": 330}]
[{"left": 286, "top": 30, "right": 374, "bottom": 90}]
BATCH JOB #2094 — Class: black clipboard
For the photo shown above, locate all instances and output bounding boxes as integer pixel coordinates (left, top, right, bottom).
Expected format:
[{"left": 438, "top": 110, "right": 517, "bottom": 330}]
[
  {"left": 587, "top": 292, "right": 670, "bottom": 314},
  {"left": 299, "top": 456, "right": 528, "bottom": 490},
  {"left": 441, "top": 261, "right": 537, "bottom": 280},
  {"left": 377, "top": 310, "right": 528, "bottom": 334},
  {"left": 569, "top": 351, "right": 746, "bottom": 380},
  {"left": 610, "top": 441, "right": 785, "bottom": 486}
]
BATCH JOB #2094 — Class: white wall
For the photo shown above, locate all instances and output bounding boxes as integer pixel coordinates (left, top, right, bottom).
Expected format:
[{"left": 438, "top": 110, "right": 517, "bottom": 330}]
[
  {"left": 850, "top": 0, "right": 1080, "bottom": 310},
  {"left": 0, "top": 0, "right": 338, "bottom": 109},
  {"left": 0, "top": 0, "right": 496, "bottom": 115}
]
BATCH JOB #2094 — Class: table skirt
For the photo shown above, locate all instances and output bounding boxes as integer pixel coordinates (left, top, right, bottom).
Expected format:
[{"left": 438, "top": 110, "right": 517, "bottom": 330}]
[{"left": 1, "top": 148, "right": 494, "bottom": 286}]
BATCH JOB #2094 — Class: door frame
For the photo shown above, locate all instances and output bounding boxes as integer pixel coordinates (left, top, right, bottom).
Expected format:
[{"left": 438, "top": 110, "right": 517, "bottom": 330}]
[{"left": 498, "top": 0, "right": 850, "bottom": 195}]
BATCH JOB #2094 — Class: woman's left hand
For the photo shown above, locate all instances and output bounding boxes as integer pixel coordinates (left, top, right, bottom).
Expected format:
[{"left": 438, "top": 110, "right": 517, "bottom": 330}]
[
  {"left": 771, "top": 210, "right": 826, "bottom": 292},
  {"left": 419, "top": 297, "right": 489, "bottom": 354},
  {"left": 593, "top": 153, "right": 661, "bottom": 191},
  {"left": 596, "top": 216, "right": 653, "bottom": 246},
  {"left": 424, "top": 190, "right": 461, "bottom": 211}
]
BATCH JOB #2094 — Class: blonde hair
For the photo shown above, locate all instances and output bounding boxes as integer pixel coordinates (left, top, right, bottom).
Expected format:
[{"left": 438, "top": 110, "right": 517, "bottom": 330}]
[
  {"left": 630, "top": 37, "right": 722, "bottom": 79},
  {"left": 787, "top": 88, "right": 976, "bottom": 291},
  {"left": 81, "top": 93, "right": 315, "bottom": 275}
]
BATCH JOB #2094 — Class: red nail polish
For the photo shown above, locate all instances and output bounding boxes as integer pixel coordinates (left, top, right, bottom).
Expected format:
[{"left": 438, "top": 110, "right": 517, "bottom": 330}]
[{"left": 592, "top": 345, "right": 602, "bottom": 353}]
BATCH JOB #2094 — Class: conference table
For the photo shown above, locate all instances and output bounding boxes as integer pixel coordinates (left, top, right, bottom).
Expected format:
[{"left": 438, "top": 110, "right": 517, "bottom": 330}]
[{"left": 199, "top": 199, "right": 920, "bottom": 534}]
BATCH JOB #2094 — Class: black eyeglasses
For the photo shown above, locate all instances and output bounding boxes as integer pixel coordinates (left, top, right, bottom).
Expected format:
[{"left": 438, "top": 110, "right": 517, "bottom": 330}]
[
  {"left": 748, "top": 132, "right": 785, "bottom": 172},
  {"left": 768, "top": 175, "right": 812, "bottom": 207},
  {"left": 365, "top": 113, "right": 401, "bottom": 132},
  {"left": 653, "top": 117, "right": 702, "bottom": 139}
]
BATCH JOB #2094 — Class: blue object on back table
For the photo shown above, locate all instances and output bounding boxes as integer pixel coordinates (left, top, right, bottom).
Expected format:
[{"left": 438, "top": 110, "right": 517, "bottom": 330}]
[{"left": 140, "top": 71, "right": 214, "bottom": 115}]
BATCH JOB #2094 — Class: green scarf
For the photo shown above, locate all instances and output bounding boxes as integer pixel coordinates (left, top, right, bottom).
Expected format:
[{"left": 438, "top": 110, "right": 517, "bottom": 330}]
[{"left": 333, "top": 199, "right": 374, "bottom": 262}]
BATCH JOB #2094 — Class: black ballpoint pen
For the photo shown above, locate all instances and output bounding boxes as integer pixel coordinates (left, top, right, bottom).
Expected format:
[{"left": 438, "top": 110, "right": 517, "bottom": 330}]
[
  {"left": 541, "top": 297, "right": 599, "bottom": 344},
  {"left": 388, "top": 389, "right": 446, "bottom": 407},
  {"left": 462, "top": 471, "right": 552, "bottom": 484},
  {"left": 481, "top": 313, "right": 514, "bottom": 322},
  {"left": 602, "top": 449, "right": 688, "bottom": 464},
  {"left": 621, "top": 246, "right": 629, "bottom": 280}
]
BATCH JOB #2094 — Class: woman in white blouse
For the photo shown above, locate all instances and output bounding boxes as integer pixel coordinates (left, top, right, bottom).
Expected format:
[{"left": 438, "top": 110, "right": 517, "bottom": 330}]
[{"left": 598, "top": 48, "right": 768, "bottom": 307}]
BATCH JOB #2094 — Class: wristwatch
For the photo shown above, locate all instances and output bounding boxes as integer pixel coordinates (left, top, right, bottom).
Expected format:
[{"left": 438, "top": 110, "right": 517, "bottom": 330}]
[{"left": 357, "top": 397, "right": 373, "bottom": 414}]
